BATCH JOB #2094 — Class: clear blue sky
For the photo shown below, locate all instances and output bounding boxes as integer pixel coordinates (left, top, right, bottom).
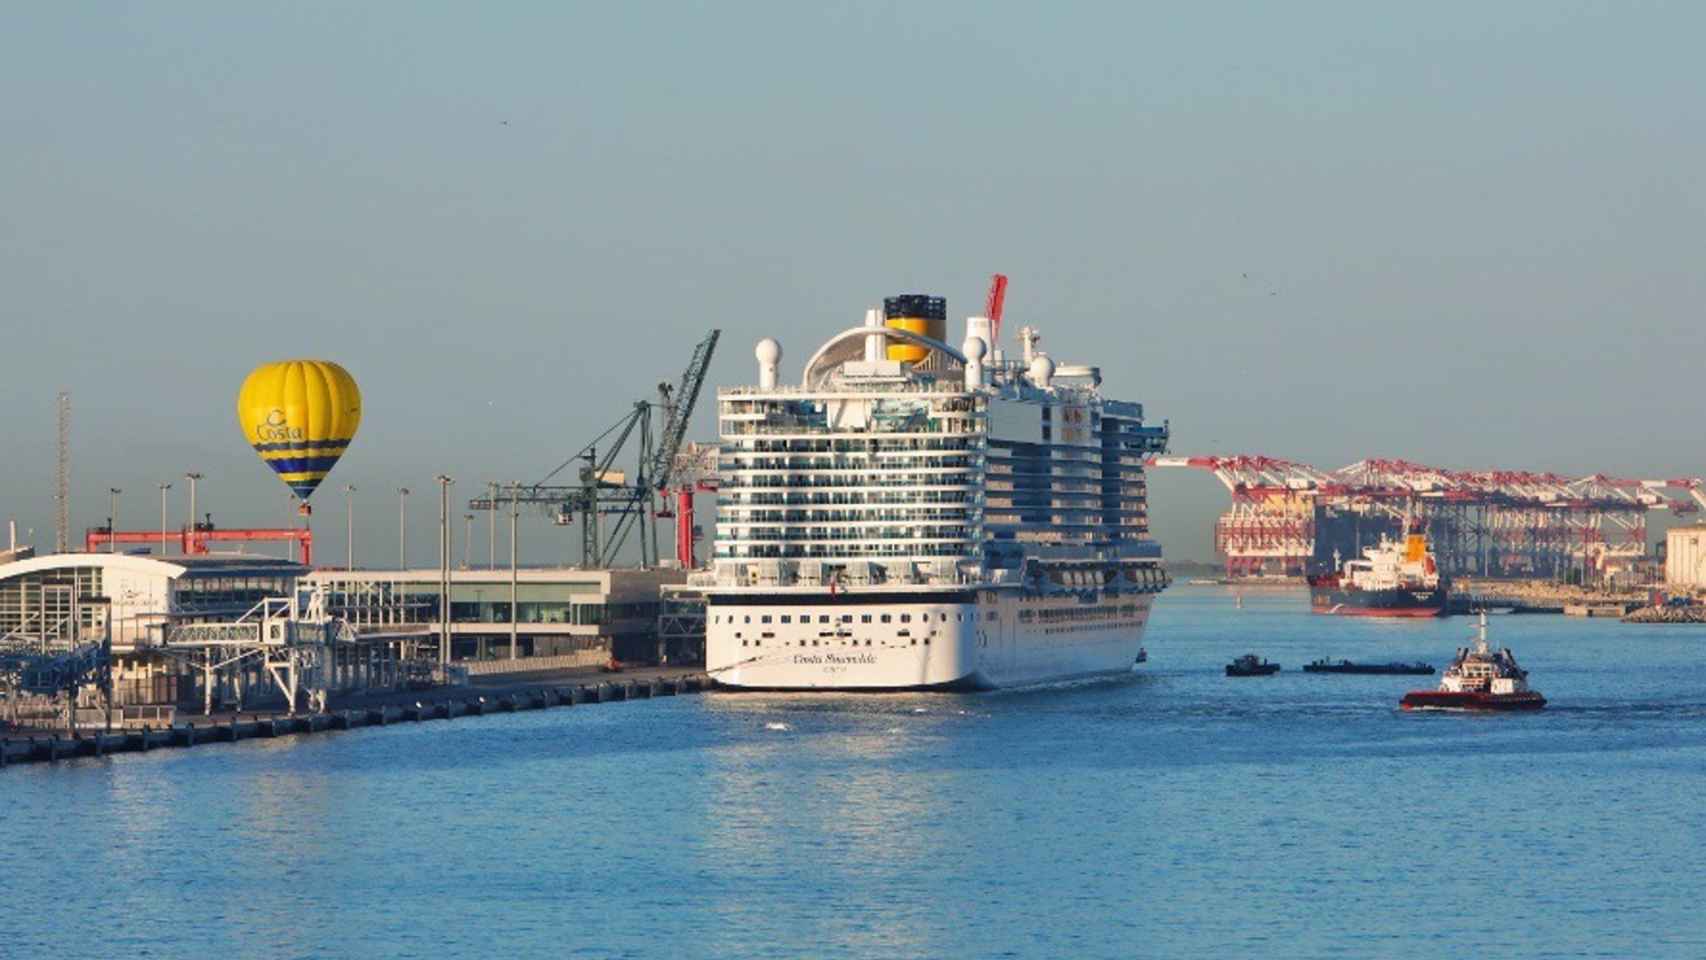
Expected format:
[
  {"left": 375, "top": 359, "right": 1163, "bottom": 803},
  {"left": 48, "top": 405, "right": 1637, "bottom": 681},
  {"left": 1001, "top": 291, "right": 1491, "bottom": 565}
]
[{"left": 2, "top": 2, "right": 1701, "bottom": 564}]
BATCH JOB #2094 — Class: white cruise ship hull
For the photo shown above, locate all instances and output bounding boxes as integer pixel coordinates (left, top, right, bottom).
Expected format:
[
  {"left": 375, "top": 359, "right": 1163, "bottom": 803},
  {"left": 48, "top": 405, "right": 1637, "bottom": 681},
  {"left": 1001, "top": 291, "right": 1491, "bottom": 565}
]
[{"left": 706, "top": 589, "right": 1155, "bottom": 690}]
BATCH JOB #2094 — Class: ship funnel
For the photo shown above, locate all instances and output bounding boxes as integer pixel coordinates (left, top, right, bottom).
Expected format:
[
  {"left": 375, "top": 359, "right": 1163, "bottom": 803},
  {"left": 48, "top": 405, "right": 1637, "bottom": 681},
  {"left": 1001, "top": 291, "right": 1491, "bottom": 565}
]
[
  {"left": 756, "top": 338, "right": 782, "bottom": 390},
  {"left": 883, "top": 294, "right": 946, "bottom": 363}
]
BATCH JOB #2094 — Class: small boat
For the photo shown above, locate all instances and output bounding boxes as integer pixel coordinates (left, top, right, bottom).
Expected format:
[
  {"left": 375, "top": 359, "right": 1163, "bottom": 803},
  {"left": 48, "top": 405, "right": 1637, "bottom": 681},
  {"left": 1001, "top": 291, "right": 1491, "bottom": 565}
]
[
  {"left": 1400, "top": 613, "right": 1545, "bottom": 711},
  {"left": 1225, "top": 654, "right": 1280, "bottom": 677},
  {"left": 1303, "top": 658, "right": 1434, "bottom": 675}
]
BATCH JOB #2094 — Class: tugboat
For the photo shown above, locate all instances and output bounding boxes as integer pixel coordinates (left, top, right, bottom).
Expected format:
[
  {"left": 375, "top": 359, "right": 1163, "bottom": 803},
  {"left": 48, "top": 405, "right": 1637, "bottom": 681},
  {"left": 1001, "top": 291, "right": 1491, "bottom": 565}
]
[
  {"left": 1225, "top": 654, "right": 1280, "bottom": 677},
  {"left": 1303, "top": 658, "right": 1434, "bottom": 675},
  {"left": 1308, "top": 514, "right": 1449, "bottom": 618},
  {"left": 1400, "top": 613, "right": 1545, "bottom": 711}
]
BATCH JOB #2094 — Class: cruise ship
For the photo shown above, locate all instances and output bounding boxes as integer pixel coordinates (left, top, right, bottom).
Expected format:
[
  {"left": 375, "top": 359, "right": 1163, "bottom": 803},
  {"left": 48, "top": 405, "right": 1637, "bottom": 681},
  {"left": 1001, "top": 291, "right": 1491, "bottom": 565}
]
[{"left": 703, "top": 292, "right": 1170, "bottom": 690}]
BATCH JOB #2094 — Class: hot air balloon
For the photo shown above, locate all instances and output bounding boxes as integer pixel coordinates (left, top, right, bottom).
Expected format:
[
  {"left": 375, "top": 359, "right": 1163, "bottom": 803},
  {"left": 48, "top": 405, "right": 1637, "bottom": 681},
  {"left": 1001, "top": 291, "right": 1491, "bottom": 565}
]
[{"left": 236, "top": 360, "right": 362, "bottom": 502}]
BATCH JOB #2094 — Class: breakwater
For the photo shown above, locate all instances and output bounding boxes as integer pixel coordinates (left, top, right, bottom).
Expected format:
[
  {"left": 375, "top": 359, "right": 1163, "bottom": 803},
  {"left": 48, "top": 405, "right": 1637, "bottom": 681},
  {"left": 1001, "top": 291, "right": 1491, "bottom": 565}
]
[
  {"left": 1, "top": 673, "right": 711, "bottom": 768},
  {"left": 1621, "top": 605, "right": 1706, "bottom": 624}
]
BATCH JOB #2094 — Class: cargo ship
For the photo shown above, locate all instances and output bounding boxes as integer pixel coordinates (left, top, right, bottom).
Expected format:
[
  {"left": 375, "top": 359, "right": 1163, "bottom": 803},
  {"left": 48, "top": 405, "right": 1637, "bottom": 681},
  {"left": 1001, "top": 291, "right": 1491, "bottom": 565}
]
[
  {"left": 1306, "top": 519, "right": 1448, "bottom": 617},
  {"left": 1400, "top": 613, "right": 1545, "bottom": 711},
  {"left": 702, "top": 289, "right": 1171, "bottom": 690}
]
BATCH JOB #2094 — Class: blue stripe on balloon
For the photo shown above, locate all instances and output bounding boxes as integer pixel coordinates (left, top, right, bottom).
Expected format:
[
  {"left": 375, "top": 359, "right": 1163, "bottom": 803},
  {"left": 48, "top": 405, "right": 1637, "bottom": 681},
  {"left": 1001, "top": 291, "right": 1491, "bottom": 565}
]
[
  {"left": 264, "top": 456, "right": 344, "bottom": 473},
  {"left": 252, "top": 440, "right": 351, "bottom": 453}
]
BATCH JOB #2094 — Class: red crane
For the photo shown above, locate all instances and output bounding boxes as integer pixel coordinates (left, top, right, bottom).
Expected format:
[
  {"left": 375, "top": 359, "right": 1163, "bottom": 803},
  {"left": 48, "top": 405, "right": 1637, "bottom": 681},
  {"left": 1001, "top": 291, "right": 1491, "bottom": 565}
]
[
  {"left": 85, "top": 523, "right": 314, "bottom": 565},
  {"left": 985, "top": 273, "right": 1009, "bottom": 347}
]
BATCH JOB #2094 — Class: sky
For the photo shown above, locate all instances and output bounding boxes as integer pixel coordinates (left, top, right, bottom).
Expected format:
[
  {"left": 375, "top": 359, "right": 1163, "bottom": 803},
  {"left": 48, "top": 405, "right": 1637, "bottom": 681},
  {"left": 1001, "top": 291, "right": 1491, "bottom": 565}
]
[{"left": 2, "top": 1, "right": 1702, "bottom": 566}]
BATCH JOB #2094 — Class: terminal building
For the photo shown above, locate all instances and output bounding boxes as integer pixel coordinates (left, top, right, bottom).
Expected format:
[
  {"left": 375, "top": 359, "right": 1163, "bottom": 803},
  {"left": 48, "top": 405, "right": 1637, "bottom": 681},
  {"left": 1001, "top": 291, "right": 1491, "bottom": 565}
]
[
  {"left": 304, "top": 566, "right": 687, "bottom": 672},
  {"left": 0, "top": 552, "right": 315, "bottom": 720}
]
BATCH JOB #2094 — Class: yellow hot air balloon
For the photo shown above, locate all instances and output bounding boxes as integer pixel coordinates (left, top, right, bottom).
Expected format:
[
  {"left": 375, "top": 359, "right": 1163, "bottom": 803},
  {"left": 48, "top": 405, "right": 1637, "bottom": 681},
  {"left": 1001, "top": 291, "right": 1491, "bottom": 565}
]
[{"left": 236, "top": 360, "right": 362, "bottom": 501}]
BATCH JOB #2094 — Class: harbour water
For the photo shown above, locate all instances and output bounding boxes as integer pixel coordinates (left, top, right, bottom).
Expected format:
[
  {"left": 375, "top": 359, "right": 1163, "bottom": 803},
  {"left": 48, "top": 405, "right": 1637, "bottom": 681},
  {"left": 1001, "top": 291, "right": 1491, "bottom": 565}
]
[{"left": 6, "top": 588, "right": 1705, "bottom": 958}]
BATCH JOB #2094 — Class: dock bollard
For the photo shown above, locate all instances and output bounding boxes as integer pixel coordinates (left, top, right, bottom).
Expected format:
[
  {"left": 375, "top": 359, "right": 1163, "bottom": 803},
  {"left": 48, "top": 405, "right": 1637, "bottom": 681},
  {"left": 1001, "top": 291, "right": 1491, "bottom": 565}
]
[{"left": 649, "top": 678, "right": 667, "bottom": 698}]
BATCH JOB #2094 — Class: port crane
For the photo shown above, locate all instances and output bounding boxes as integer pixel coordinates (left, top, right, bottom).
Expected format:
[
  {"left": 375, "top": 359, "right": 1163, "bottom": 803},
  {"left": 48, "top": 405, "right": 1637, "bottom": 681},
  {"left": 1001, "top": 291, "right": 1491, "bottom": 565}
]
[{"left": 469, "top": 329, "right": 720, "bottom": 569}]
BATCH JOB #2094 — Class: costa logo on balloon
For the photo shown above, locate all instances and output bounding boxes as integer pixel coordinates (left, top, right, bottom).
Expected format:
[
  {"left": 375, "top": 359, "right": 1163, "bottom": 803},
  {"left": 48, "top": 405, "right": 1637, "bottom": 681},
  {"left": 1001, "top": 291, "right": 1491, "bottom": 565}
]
[
  {"left": 236, "top": 360, "right": 362, "bottom": 501},
  {"left": 255, "top": 408, "right": 306, "bottom": 443}
]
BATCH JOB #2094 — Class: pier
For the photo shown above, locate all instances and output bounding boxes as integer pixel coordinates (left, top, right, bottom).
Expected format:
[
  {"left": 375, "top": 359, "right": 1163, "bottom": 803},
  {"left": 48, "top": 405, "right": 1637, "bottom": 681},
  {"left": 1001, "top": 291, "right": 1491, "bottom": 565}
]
[{"left": 1, "top": 667, "right": 714, "bottom": 768}]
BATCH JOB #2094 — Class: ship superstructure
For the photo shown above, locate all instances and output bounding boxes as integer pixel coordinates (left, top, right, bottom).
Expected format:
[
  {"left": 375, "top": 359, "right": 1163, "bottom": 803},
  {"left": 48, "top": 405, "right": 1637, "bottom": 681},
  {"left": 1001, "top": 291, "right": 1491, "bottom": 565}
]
[{"left": 703, "top": 293, "right": 1170, "bottom": 690}]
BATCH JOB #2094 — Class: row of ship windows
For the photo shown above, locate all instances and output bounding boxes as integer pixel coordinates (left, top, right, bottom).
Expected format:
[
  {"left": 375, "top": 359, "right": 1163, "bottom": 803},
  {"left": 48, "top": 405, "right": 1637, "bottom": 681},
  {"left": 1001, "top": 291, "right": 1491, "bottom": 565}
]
[
  {"left": 721, "top": 458, "right": 980, "bottom": 472},
  {"left": 723, "top": 510, "right": 975, "bottom": 524},
  {"left": 1040, "top": 620, "right": 1145, "bottom": 635},
  {"left": 715, "top": 611, "right": 995, "bottom": 625},
  {"left": 720, "top": 423, "right": 976, "bottom": 438},
  {"left": 718, "top": 475, "right": 975, "bottom": 490},
  {"left": 739, "top": 638, "right": 926, "bottom": 648},
  {"left": 725, "top": 438, "right": 982, "bottom": 453},
  {"left": 723, "top": 496, "right": 975, "bottom": 509},
  {"left": 718, "top": 544, "right": 975, "bottom": 558},
  {"left": 719, "top": 528, "right": 976, "bottom": 542},
  {"left": 1018, "top": 604, "right": 1148, "bottom": 623}
]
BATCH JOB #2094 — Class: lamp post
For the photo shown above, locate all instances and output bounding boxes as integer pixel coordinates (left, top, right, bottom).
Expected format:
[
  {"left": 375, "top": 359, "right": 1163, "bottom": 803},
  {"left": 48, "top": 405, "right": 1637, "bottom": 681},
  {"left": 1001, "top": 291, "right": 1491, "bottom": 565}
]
[
  {"left": 107, "top": 488, "right": 121, "bottom": 552},
  {"left": 436, "top": 476, "right": 454, "bottom": 667},
  {"left": 510, "top": 481, "right": 519, "bottom": 661},
  {"left": 397, "top": 487, "right": 410, "bottom": 568},
  {"left": 158, "top": 482, "right": 171, "bottom": 554},
  {"left": 344, "top": 484, "right": 357, "bottom": 570},
  {"left": 488, "top": 481, "right": 497, "bottom": 569},
  {"left": 463, "top": 515, "right": 473, "bottom": 569},
  {"left": 184, "top": 472, "right": 202, "bottom": 554}
]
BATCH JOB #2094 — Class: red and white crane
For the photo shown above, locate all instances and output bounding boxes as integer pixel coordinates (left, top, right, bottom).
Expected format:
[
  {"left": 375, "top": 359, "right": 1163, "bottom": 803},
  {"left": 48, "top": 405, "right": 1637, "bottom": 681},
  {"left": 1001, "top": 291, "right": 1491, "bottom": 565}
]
[{"left": 1151, "top": 454, "right": 1706, "bottom": 578}]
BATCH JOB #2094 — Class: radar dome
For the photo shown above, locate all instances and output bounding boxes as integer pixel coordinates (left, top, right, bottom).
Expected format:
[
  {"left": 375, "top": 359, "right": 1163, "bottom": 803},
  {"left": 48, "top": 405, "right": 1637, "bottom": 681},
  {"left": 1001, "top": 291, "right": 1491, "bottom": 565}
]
[
  {"left": 756, "top": 338, "right": 782, "bottom": 389},
  {"left": 1029, "top": 354, "right": 1056, "bottom": 388}
]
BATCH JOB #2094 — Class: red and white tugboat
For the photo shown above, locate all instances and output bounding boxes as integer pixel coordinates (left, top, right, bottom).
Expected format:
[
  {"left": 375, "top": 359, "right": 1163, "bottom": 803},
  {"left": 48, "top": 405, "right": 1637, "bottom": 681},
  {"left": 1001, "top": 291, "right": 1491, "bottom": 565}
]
[{"left": 1400, "top": 613, "right": 1546, "bottom": 711}]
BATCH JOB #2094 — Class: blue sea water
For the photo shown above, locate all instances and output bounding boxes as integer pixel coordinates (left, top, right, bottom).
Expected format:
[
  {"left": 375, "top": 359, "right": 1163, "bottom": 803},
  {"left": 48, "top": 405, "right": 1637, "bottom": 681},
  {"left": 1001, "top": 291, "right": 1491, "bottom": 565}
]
[{"left": 5, "top": 587, "right": 1705, "bottom": 959}]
